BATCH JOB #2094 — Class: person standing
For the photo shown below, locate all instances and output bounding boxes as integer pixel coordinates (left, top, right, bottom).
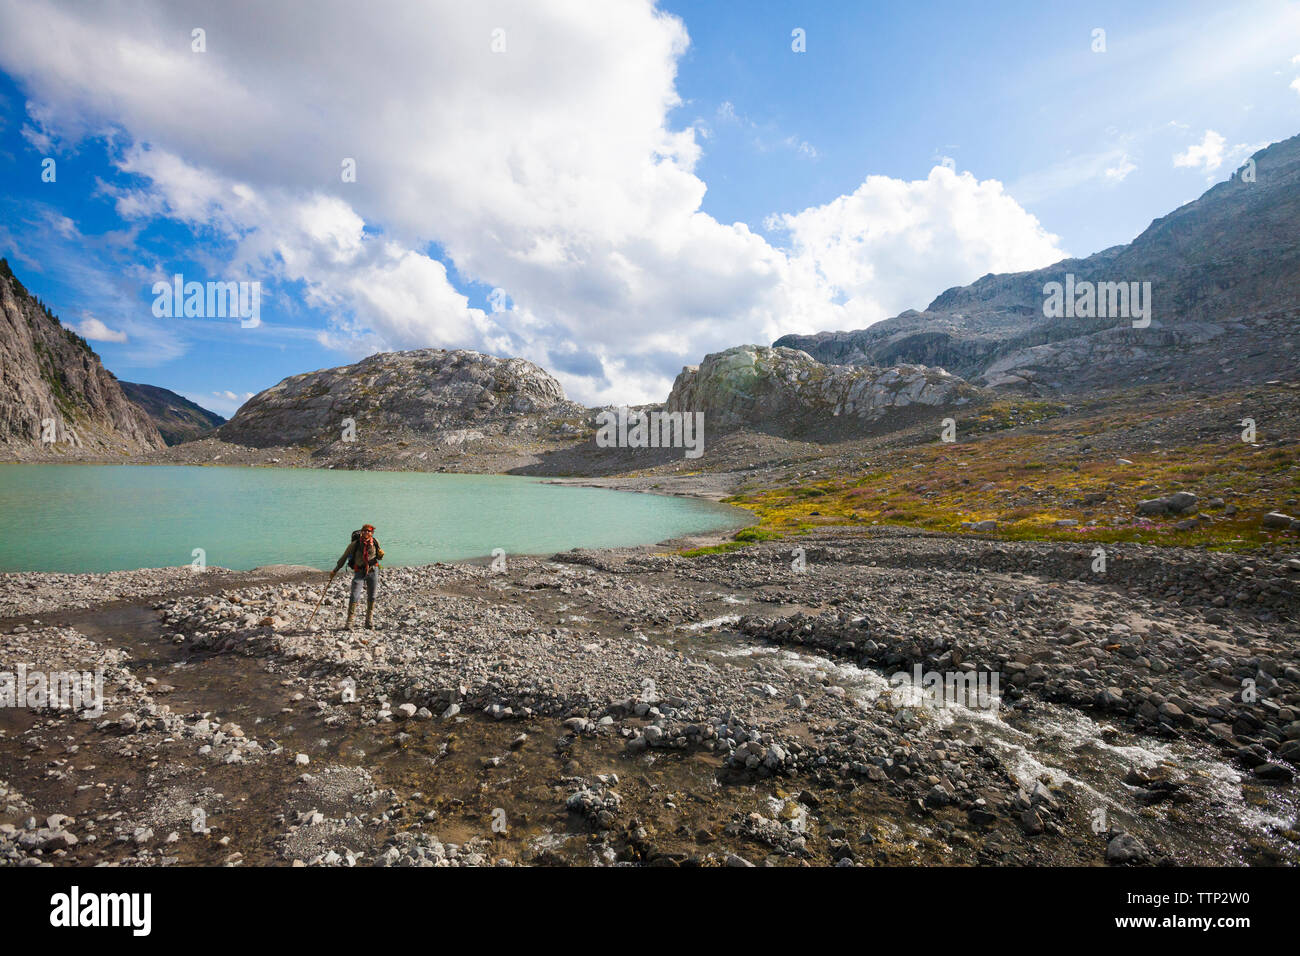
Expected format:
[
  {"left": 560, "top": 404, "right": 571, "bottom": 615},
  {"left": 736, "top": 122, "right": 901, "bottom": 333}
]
[{"left": 334, "top": 524, "right": 384, "bottom": 629}]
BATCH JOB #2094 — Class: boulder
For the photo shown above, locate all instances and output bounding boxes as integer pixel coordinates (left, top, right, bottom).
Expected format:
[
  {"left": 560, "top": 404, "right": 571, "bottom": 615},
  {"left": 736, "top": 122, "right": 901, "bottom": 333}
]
[
  {"left": 665, "top": 345, "right": 981, "bottom": 435},
  {"left": 1262, "top": 512, "right": 1294, "bottom": 529}
]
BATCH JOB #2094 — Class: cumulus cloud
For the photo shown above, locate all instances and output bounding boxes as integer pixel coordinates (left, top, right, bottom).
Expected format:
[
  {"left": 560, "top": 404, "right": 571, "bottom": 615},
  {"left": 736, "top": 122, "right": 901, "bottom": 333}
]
[
  {"left": 769, "top": 166, "right": 1065, "bottom": 327},
  {"left": 1173, "top": 130, "right": 1269, "bottom": 183},
  {"left": 0, "top": 0, "right": 1066, "bottom": 404},
  {"left": 75, "top": 316, "right": 127, "bottom": 343},
  {"left": 1173, "top": 129, "right": 1228, "bottom": 170}
]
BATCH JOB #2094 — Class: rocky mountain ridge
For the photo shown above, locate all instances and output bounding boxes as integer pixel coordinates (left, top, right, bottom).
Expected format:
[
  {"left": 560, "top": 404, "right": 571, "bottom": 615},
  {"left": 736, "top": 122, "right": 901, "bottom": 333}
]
[
  {"left": 216, "top": 348, "right": 588, "bottom": 451},
  {"left": 776, "top": 133, "right": 1300, "bottom": 393},
  {"left": 118, "top": 381, "right": 226, "bottom": 445},
  {"left": 0, "top": 259, "right": 164, "bottom": 456}
]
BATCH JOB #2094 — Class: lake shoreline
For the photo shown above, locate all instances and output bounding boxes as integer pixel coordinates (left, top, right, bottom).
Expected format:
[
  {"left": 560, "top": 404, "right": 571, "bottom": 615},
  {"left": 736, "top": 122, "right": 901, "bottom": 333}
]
[{"left": 0, "top": 462, "right": 751, "bottom": 575}]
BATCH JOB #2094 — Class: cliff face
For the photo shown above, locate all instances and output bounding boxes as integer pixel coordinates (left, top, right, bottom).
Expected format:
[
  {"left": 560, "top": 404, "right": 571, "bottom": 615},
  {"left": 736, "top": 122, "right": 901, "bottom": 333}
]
[
  {"left": 776, "top": 134, "right": 1300, "bottom": 393},
  {"left": 217, "top": 348, "right": 587, "bottom": 449},
  {"left": 117, "top": 382, "right": 226, "bottom": 446},
  {"left": 666, "top": 345, "right": 980, "bottom": 436},
  {"left": 0, "top": 259, "right": 164, "bottom": 456}
]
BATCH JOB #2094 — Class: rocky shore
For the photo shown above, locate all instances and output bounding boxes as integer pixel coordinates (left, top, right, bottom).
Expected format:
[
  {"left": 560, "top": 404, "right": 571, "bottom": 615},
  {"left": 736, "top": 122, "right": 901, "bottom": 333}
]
[{"left": 1, "top": 525, "right": 1296, "bottom": 867}]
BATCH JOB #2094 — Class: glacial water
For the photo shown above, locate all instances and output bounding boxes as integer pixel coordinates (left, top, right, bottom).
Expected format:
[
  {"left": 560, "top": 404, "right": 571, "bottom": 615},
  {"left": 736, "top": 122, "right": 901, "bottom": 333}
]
[{"left": 0, "top": 464, "right": 746, "bottom": 573}]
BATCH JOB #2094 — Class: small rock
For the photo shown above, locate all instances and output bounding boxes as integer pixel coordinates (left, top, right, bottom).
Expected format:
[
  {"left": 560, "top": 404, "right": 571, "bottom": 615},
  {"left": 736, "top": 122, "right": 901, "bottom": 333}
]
[{"left": 1105, "top": 832, "right": 1149, "bottom": 864}]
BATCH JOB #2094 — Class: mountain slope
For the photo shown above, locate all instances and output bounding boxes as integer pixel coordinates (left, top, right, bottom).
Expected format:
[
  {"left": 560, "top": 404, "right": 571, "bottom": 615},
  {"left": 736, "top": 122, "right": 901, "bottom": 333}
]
[
  {"left": 118, "top": 381, "right": 226, "bottom": 445},
  {"left": 0, "top": 259, "right": 165, "bottom": 455},
  {"left": 776, "top": 133, "right": 1300, "bottom": 393},
  {"left": 217, "top": 347, "right": 587, "bottom": 449}
]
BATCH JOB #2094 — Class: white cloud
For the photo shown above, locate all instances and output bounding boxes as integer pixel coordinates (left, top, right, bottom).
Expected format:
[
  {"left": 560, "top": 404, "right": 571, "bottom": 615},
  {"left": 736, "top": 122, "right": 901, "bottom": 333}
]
[
  {"left": 75, "top": 315, "right": 127, "bottom": 343},
  {"left": 0, "top": 0, "right": 1065, "bottom": 405},
  {"left": 1173, "top": 129, "right": 1227, "bottom": 170},
  {"left": 1292, "top": 76, "right": 1300, "bottom": 96},
  {"left": 1173, "top": 130, "right": 1269, "bottom": 182},
  {"left": 1104, "top": 154, "right": 1138, "bottom": 181},
  {"left": 769, "top": 165, "right": 1065, "bottom": 327}
]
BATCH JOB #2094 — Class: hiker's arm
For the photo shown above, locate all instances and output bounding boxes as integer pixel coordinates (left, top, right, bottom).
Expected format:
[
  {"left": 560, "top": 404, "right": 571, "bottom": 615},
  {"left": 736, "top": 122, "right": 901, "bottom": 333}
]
[
  {"left": 334, "top": 542, "right": 354, "bottom": 572},
  {"left": 375, "top": 538, "right": 384, "bottom": 562}
]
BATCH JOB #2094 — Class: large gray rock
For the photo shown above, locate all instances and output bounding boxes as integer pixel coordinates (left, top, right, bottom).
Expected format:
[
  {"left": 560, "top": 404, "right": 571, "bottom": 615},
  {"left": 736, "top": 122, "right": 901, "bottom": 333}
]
[
  {"left": 0, "top": 259, "right": 165, "bottom": 455},
  {"left": 218, "top": 348, "right": 585, "bottom": 448},
  {"left": 1137, "top": 493, "right": 1199, "bottom": 516},
  {"left": 1262, "top": 512, "right": 1295, "bottom": 529},
  {"left": 777, "top": 134, "right": 1300, "bottom": 394},
  {"left": 664, "top": 345, "right": 979, "bottom": 435},
  {"left": 1105, "top": 831, "right": 1150, "bottom": 864}
]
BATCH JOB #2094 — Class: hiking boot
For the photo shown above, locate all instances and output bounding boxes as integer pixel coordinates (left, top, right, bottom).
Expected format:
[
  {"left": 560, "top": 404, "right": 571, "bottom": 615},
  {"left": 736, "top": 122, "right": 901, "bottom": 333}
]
[
  {"left": 343, "top": 599, "right": 356, "bottom": 630},
  {"left": 365, "top": 600, "right": 375, "bottom": 629}
]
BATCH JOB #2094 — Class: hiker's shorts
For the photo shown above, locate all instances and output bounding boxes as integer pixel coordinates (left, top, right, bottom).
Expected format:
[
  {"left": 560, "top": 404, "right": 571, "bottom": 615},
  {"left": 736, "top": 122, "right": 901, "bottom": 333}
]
[{"left": 350, "top": 569, "right": 378, "bottom": 603}]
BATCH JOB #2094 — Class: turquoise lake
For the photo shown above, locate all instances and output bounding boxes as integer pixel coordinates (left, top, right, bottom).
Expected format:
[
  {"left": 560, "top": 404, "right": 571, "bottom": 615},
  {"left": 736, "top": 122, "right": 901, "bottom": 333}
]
[{"left": 0, "top": 464, "right": 746, "bottom": 573}]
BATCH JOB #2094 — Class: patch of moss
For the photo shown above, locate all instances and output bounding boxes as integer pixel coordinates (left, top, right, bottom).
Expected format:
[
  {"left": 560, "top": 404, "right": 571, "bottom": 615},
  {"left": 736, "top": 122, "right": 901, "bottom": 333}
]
[{"left": 680, "top": 541, "right": 749, "bottom": 558}]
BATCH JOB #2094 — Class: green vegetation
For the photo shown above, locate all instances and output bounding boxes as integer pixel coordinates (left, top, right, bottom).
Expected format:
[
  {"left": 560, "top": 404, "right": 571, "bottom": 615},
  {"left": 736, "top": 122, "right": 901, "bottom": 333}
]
[
  {"left": 679, "top": 522, "right": 783, "bottom": 558},
  {"left": 680, "top": 541, "right": 750, "bottom": 557},
  {"left": 706, "top": 394, "right": 1299, "bottom": 552}
]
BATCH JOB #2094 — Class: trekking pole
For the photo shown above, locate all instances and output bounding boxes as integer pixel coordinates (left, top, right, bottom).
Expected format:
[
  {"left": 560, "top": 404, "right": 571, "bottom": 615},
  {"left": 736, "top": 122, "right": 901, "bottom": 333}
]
[{"left": 305, "top": 569, "right": 337, "bottom": 628}]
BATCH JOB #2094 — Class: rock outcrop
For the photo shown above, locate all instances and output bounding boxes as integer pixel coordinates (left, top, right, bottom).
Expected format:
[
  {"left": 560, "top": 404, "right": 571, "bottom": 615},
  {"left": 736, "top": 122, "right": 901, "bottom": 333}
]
[
  {"left": 777, "top": 134, "right": 1300, "bottom": 393},
  {"left": 218, "top": 348, "right": 586, "bottom": 449},
  {"left": 118, "top": 381, "right": 226, "bottom": 445},
  {"left": 665, "top": 345, "right": 979, "bottom": 435},
  {"left": 0, "top": 259, "right": 164, "bottom": 455}
]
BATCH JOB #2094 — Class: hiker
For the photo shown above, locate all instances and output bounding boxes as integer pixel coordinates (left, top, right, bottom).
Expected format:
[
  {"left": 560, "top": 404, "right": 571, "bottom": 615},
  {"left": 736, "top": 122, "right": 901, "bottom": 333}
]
[{"left": 334, "top": 524, "right": 384, "bottom": 629}]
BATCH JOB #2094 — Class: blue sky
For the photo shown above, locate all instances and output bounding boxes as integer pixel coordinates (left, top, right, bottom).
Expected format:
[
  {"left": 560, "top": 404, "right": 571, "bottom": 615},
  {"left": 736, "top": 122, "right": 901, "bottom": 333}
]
[
  {"left": 665, "top": 0, "right": 1298, "bottom": 251},
  {"left": 1, "top": 0, "right": 1297, "bottom": 414}
]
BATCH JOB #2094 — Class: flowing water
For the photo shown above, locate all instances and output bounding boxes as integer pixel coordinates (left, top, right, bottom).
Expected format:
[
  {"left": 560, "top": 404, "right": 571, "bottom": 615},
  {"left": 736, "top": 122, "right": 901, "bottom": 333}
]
[
  {"left": 0, "top": 464, "right": 746, "bottom": 572},
  {"left": 670, "top": 596, "right": 1299, "bottom": 865}
]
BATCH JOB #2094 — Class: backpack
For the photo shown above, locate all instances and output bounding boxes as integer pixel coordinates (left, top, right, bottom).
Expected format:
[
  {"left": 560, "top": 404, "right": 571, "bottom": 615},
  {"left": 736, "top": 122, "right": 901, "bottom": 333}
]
[{"left": 350, "top": 530, "right": 379, "bottom": 572}]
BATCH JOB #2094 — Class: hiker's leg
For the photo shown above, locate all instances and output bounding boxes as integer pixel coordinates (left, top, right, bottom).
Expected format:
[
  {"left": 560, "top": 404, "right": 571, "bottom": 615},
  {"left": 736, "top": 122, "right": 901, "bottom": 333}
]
[
  {"left": 364, "top": 569, "right": 377, "bottom": 628},
  {"left": 345, "top": 574, "right": 364, "bottom": 628}
]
